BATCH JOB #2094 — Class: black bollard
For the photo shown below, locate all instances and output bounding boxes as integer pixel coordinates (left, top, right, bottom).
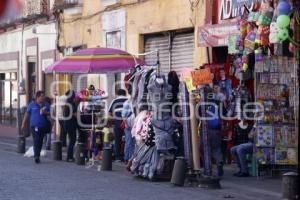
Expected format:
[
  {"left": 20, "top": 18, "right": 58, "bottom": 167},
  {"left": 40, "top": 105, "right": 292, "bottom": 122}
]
[
  {"left": 17, "top": 136, "right": 26, "bottom": 153},
  {"left": 171, "top": 157, "right": 187, "bottom": 186},
  {"left": 101, "top": 148, "right": 112, "bottom": 171},
  {"left": 75, "top": 143, "right": 85, "bottom": 165},
  {"left": 52, "top": 141, "right": 62, "bottom": 160},
  {"left": 282, "top": 172, "right": 298, "bottom": 200}
]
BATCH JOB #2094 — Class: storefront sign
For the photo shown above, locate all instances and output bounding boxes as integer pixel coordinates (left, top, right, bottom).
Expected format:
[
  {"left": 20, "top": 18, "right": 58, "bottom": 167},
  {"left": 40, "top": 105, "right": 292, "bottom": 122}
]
[
  {"left": 191, "top": 69, "right": 213, "bottom": 86},
  {"left": 218, "top": 0, "right": 265, "bottom": 21},
  {"left": 197, "top": 22, "right": 239, "bottom": 47},
  {"left": 0, "top": 60, "right": 18, "bottom": 72}
]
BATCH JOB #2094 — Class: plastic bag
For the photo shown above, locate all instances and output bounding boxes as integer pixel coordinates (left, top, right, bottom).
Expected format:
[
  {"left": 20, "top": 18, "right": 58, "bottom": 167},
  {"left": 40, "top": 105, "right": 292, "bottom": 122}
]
[{"left": 24, "top": 146, "right": 46, "bottom": 157}]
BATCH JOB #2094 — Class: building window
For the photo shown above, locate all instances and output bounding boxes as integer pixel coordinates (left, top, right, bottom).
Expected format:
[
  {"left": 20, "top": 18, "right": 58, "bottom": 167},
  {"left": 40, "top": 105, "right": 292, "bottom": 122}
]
[
  {"left": 0, "top": 72, "right": 18, "bottom": 126},
  {"left": 106, "top": 31, "right": 121, "bottom": 49}
]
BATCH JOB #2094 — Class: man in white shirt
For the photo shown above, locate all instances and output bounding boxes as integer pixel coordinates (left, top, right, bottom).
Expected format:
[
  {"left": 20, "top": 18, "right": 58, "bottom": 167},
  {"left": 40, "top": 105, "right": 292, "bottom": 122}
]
[{"left": 57, "top": 94, "right": 67, "bottom": 147}]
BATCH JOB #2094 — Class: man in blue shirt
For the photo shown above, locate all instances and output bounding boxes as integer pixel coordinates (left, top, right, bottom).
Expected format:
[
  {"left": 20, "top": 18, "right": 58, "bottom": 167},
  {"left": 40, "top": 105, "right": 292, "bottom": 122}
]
[{"left": 21, "top": 91, "right": 50, "bottom": 164}]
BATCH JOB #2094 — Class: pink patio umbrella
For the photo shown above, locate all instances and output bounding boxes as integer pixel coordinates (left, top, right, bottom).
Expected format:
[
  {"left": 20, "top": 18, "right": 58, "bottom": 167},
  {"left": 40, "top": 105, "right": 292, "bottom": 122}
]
[{"left": 45, "top": 48, "right": 143, "bottom": 74}]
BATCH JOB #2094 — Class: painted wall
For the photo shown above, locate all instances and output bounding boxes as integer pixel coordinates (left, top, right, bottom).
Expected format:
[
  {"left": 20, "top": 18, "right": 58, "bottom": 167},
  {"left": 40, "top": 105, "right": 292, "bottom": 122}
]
[
  {"left": 60, "top": 0, "right": 103, "bottom": 48},
  {"left": 58, "top": 0, "right": 209, "bottom": 97},
  {"left": 0, "top": 21, "right": 57, "bottom": 107}
]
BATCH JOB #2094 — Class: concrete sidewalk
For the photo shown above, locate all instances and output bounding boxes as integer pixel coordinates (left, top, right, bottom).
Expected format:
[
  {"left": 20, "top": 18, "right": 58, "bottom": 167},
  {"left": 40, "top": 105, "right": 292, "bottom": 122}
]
[{"left": 0, "top": 136, "right": 283, "bottom": 200}]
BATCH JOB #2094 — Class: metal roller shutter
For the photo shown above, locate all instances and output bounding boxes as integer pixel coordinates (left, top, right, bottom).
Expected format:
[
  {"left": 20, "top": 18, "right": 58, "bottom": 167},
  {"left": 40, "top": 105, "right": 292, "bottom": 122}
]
[
  {"left": 171, "top": 32, "right": 194, "bottom": 73},
  {"left": 144, "top": 31, "right": 194, "bottom": 75},
  {"left": 144, "top": 35, "right": 170, "bottom": 74}
]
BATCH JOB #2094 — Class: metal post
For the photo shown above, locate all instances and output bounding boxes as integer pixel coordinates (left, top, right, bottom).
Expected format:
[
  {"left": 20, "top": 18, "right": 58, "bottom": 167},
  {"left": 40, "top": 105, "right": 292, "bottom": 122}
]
[
  {"left": 52, "top": 140, "right": 62, "bottom": 160},
  {"left": 17, "top": 135, "right": 25, "bottom": 154},
  {"left": 180, "top": 82, "right": 193, "bottom": 168},
  {"left": 17, "top": 91, "right": 25, "bottom": 153},
  {"left": 200, "top": 86, "right": 212, "bottom": 176},
  {"left": 75, "top": 143, "right": 85, "bottom": 165},
  {"left": 101, "top": 148, "right": 112, "bottom": 171},
  {"left": 282, "top": 172, "right": 298, "bottom": 200},
  {"left": 189, "top": 92, "right": 201, "bottom": 170},
  {"left": 171, "top": 157, "right": 187, "bottom": 186},
  {"left": 17, "top": 24, "right": 26, "bottom": 154},
  {"left": 52, "top": 72, "right": 62, "bottom": 160},
  {"left": 156, "top": 50, "right": 160, "bottom": 76}
]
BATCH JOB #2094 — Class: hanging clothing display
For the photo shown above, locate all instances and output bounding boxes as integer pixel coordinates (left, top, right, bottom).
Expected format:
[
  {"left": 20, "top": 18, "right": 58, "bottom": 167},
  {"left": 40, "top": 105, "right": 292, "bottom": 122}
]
[
  {"left": 147, "top": 74, "right": 173, "bottom": 118},
  {"left": 227, "top": 84, "right": 252, "bottom": 118},
  {"left": 127, "top": 66, "right": 178, "bottom": 180},
  {"left": 179, "top": 82, "right": 193, "bottom": 168}
]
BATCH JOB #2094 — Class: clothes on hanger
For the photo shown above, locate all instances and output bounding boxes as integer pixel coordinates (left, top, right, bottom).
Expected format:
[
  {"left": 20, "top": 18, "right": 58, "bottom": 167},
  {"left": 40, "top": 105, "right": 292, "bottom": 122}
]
[
  {"left": 168, "top": 71, "right": 180, "bottom": 105},
  {"left": 227, "top": 84, "right": 252, "bottom": 117},
  {"left": 151, "top": 116, "right": 176, "bottom": 151},
  {"left": 147, "top": 74, "right": 173, "bottom": 118},
  {"left": 127, "top": 67, "right": 178, "bottom": 180}
]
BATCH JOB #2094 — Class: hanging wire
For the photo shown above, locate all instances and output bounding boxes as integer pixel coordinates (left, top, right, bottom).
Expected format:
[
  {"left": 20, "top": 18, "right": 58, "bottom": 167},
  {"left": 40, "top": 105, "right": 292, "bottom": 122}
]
[
  {"left": 131, "top": 49, "right": 158, "bottom": 56},
  {"left": 130, "top": 49, "right": 159, "bottom": 66}
]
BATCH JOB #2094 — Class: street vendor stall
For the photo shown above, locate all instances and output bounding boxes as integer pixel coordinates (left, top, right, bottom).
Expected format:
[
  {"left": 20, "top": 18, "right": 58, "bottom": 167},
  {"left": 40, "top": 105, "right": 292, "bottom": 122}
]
[{"left": 45, "top": 47, "right": 143, "bottom": 167}]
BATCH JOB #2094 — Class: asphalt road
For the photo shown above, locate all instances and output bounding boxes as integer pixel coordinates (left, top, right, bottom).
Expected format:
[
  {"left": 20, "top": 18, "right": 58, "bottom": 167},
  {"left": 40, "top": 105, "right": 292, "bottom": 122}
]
[{"left": 0, "top": 142, "right": 281, "bottom": 200}]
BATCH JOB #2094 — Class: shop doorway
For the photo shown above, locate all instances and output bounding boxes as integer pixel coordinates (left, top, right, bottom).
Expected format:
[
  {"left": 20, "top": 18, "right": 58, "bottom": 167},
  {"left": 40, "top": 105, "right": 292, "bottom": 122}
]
[
  {"left": 27, "top": 61, "right": 37, "bottom": 103},
  {"left": 212, "top": 46, "right": 228, "bottom": 63}
]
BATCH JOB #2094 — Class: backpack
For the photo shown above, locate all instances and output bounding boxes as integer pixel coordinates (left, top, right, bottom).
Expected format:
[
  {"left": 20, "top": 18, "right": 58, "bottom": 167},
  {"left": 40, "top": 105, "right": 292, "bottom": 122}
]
[{"left": 206, "top": 104, "right": 221, "bottom": 129}]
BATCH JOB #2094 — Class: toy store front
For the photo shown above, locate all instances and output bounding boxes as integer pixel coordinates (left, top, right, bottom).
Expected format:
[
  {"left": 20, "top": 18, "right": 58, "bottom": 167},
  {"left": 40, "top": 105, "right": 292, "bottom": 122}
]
[{"left": 198, "top": 0, "right": 299, "bottom": 177}]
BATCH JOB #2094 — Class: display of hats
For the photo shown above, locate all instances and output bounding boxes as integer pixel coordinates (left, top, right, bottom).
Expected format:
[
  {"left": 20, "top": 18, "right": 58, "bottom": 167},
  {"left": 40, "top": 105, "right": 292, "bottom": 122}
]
[{"left": 76, "top": 88, "right": 106, "bottom": 102}]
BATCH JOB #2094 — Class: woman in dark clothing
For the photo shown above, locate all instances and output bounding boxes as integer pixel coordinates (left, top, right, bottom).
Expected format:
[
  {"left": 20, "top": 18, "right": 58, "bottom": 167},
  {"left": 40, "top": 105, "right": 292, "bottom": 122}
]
[
  {"left": 44, "top": 97, "right": 53, "bottom": 150},
  {"left": 63, "top": 90, "right": 78, "bottom": 162}
]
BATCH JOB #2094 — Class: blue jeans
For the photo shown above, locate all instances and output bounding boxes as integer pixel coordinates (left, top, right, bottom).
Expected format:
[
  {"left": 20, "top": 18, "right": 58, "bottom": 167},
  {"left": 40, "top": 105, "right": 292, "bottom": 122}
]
[
  {"left": 44, "top": 133, "right": 51, "bottom": 148},
  {"left": 31, "top": 127, "right": 46, "bottom": 158},
  {"left": 124, "top": 127, "right": 135, "bottom": 161},
  {"left": 200, "top": 129, "right": 223, "bottom": 165},
  {"left": 230, "top": 142, "right": 253, "bottom": 173}
]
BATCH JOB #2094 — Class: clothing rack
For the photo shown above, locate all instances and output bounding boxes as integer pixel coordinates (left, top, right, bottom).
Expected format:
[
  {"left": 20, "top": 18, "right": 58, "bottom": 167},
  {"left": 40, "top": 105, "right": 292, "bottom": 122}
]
[{"left": 81, "top": 99, "right": 105, "bottom": 169}]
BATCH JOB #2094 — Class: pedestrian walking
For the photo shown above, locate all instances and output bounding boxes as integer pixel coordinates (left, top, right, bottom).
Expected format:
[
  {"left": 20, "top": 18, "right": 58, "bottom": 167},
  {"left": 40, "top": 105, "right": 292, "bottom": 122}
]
[
  {"left": 21, "top": 91, "right": 50, "bottom": 164},
  {"left": 44, "top": 97, "right": 53, "bottom": 150},
  {"left": 63, "top": 90, "right": 78, "bottom": 162},
  {"left": 122, "top": 89, "right": 135, "bottom": 163},
  {"left": 108, "top": 89, "right": 127, "bottom": 162}
]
